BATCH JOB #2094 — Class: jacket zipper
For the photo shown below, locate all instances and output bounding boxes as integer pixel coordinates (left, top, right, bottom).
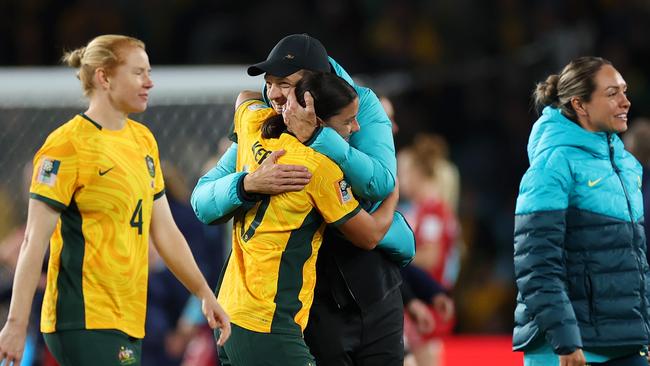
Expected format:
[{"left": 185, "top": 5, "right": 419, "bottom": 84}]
[
  {"left": 608, "top": 133, "right": 649, "bottom": 338},
  {"left": 608, "top": 134, "right": 635, "bottom": 224}
]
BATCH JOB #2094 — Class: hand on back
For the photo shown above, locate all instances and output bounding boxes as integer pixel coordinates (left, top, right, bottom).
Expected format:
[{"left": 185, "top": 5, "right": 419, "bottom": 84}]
[{"left": 243, "top": 149, "right": 312, "bottom": 195}]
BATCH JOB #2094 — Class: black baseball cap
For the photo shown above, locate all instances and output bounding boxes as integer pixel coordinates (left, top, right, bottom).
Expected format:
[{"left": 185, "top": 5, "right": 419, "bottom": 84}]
[{"left": 247, "top": 34, "right": 330, "bottom": 77}]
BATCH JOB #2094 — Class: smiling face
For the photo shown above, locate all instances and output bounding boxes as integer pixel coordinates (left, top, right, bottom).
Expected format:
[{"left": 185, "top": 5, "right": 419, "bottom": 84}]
[
  {"left": 106, "top": 46, "right": 153, "bottom": 114},
  {"left": 322, "top": 97, "right": 360, "bottom": 141},
  {"left": 264, "top": 71, "right": 304, "bottom": 114},
  {"left": 577, "top": 64, "right": 631, "bottom": 133}
]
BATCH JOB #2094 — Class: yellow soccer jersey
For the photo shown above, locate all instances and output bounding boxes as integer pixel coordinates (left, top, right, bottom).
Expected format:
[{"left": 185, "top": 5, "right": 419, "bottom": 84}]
[
  {"left": 218, "top": 100, "right": 361, "bottom": 335},
  {"left": 30, "top": 114, "right": 165, "bottom": 338}
]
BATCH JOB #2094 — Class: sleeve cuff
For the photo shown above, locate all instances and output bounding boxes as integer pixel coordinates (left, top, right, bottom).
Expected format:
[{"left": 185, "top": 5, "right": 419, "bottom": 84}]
[
  {"left": 330, "top": 204, "right": 362, "bottom": 227},
  {"left": 30, "top": 193, "right": 66, "bottom": 211},
  {"left": 154, "top": 189, "right": 166, "bottom": 200},
  {"left": 236, "top": 173, "right": 267, "bottom": 207}
]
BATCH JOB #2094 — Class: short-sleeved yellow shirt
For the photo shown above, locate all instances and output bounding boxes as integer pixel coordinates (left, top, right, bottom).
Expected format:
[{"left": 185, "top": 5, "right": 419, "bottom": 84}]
[
  {"left": 30, "top": 114, "right": 165, "bottom": 338},
  {"left": 218, "top": 101, "right": 361, "bottom": 335}
]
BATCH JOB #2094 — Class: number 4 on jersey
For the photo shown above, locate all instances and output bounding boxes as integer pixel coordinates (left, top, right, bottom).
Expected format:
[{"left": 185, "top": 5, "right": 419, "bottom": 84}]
[{"left": 130, "top": 199, "right": 143, "bottom": 235}]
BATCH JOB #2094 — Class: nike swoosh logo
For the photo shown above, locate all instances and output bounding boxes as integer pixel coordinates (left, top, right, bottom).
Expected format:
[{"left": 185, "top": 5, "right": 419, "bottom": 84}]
[
  {"left": 587, "top": 178, "right": 603, "bottom": 187},
  {"left": 99, "top": 167, "right": 114, "bottom": 176}
]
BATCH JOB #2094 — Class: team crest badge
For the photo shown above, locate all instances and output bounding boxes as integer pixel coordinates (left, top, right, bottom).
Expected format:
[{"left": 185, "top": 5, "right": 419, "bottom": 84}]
[
  {"left": 37, "top": 157, "right": 61, "bottom": 186},
  {"left": 247, "top": 102, "right": 267, "bottom": 111},
  {"left": 335, "top": 179, "right": 352, "bottom": 204},
  {"left": 145, "top": 155, "right": 155, "bottom": 177},
  {"left": 118, "top": 346, "right": 136, "bottom": 365}
]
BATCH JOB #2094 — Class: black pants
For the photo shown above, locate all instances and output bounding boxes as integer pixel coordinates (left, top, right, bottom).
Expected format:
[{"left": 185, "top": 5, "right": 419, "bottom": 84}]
[{"left": 304, "top": 289, "right": 404, "bottom": 366}]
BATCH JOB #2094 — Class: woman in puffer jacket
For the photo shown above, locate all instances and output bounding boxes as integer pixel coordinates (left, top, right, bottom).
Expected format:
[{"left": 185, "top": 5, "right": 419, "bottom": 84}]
[{"left": 513, "top": 56, "right": 648, "bottom": 366}]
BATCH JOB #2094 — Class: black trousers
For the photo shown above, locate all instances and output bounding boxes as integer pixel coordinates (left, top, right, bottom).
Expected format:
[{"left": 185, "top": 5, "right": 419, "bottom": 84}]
[{"left": 304, "top": 289, "right": 404, "bottom": 366}]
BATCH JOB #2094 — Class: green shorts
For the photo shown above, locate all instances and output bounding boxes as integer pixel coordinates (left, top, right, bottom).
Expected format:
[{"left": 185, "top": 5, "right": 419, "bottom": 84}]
[
  {"left": 216, "top": 323, "right": 315, "bottom": 366},
  {"left": 43, "top": 329, "right": 142, "bottom": 366}
]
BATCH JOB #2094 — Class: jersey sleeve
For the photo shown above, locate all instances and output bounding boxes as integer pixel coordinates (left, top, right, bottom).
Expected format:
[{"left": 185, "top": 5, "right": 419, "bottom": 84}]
[
  {"left": 29, "top": 131, "right": 78, "bottom": 210},
  {"left": 308, "top": 158, "right": 361, "bottom": 226},
  {"left": 234, "top": 100, "right": 274, "bottom": 138},
  {"left": 151, "top": 136, "right": 165, "bottom": 199}
]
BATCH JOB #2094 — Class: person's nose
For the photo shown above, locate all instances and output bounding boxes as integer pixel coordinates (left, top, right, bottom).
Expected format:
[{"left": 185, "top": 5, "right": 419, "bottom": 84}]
[
  {"left": 143, "top": 72, "right": 153, "bottom": 89},
  {"left": 267, "top": 83, "right": 282, "bottom": 100},
  {"left": 351, "top": 119, "right": 360, "bottom": 133},
  {"left": 620, "top": 93, "right": 631, "bottom": 110}
]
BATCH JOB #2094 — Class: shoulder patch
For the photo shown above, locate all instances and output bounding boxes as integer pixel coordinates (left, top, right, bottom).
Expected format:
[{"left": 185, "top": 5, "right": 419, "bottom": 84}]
[
  {"left": 145, "top": 155, "right": 155, "bottom": 177},
  {"left": 37, "top": 157, "right": 61, "bottom": 186},
  {"left": 247, "top": 102, "right": 267, "bottom": 111},
  {"left": 335, "top": 179, "right": 352, "bottom": 204}
]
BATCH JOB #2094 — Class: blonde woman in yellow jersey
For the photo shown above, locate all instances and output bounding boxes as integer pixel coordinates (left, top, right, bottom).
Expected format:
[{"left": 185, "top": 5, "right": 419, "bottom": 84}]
[
  {"left": 0, "top": 35, "right": 230, "bottom": 366},
  {"left": 215, "top": 71, "right": 399, "bottom": 366}
]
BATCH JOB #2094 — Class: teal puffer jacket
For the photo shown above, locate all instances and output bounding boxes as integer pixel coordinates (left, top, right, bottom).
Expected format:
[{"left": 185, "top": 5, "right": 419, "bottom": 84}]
[{"left": 513, "top": 107, "right": 647, "bottom": 355}]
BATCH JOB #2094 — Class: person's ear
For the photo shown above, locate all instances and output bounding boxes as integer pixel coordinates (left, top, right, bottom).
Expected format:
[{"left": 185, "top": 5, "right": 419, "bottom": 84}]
[
  {"left": 571, "top": 97, "right": 588, "bottom": 118},
  {"left": 95, "top": 68, "right": 110, "bottom": 90}
]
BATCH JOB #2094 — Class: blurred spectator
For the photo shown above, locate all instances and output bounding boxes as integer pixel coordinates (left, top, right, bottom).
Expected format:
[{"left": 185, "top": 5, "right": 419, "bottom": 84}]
[
  {"left": 398, "top": 134, "right": 461, "bottom": 366},
  {"left": 379, "top": 95, "right": 399, "bottom": 135}
]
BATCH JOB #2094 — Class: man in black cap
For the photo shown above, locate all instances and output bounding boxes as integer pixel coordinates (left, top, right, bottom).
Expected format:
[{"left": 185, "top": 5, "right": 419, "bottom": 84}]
[{"left": 192, "top": 33, "right": 415, "bottom": 366}]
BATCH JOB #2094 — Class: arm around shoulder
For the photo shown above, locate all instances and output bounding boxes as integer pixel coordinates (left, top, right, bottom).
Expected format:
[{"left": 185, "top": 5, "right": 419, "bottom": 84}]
[{"left": 336, "top": 181, "right": 399, "bottom": 250}]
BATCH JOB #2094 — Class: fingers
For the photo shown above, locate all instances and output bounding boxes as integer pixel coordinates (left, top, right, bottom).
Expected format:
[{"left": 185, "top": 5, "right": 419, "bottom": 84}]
[
  {"left": 283, "top": 88, "right": 297, "bottom": 116},
  {"left": 206, "top": 311, "right": 217, "bottom": 329},
  {"left": 216, "top": 321, "right": 231, "bottom": 346},
  {"left": 276, "top": 169, "right": 311, "bottom": 180},
  {"left": 274, "top": 164, "right": 310, "bottom": 174},
  {"left": 303, "top": 91, "right": 315, "bottom": 112},
  {"left": 0, "top": 355, "right": 19, "bottom": 366},
  {"left": 263, "top": 149, "right": 286, "bottom": 165},
  {"left": 418, "top": 313, "right": 435, "bottom": 334}
]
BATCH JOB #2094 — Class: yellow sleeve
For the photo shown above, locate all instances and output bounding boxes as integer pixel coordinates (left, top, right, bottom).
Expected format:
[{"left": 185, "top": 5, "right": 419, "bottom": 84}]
[
  {"left": 234, "top": 100, "right": 275, "bottom": 137},
  {"left": 29, "top": 131, "right": 78, "bottom": 210},
  {"left": 308, "top": 158, "right": 361, "bottom": 226}
]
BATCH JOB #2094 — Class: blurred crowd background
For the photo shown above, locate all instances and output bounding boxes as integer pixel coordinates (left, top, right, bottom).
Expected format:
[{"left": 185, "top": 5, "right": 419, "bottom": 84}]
[{"left": 2, "top": 0, "right": 650, "bottom": 365}]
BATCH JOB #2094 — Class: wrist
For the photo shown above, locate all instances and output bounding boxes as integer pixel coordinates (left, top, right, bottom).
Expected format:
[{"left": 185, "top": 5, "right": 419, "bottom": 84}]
[
  {"left": 238, "top": 173, "right": 265, "bottom": 202},
  {"left": 195, "top": 285, "right": 215, "bottom": 302},
  {"left": 6, "top": 316, "right": 28, "bottom": 328},
  {"left": 242, "top": 173, "right": 256, "bottom": 195}
]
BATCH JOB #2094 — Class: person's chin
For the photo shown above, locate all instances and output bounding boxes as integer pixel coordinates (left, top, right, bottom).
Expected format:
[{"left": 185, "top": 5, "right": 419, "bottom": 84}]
[
  {"left": 129, "top": 104, "right": 147, "bottom": 114},
  {"left": 272, "top": 104, "right": 285, "bottom": 114}
]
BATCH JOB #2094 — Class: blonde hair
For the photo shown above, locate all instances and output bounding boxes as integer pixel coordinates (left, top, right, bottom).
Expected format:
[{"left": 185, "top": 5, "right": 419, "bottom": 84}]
[
  {"left": 401, "top": 134, "right": 460, "bottom": 210},
  {"left": 61, "top": 34, "right": 145, "bottom": 97}
]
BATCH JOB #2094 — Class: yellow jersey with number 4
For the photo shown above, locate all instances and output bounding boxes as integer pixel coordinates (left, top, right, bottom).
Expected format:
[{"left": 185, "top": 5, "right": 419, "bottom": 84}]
[
  {"left": 218, "top": 100, "right": 361, "bottom": 335},
  {"left": 30, "top": 113, "right": 165, "bottom": 338}
]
